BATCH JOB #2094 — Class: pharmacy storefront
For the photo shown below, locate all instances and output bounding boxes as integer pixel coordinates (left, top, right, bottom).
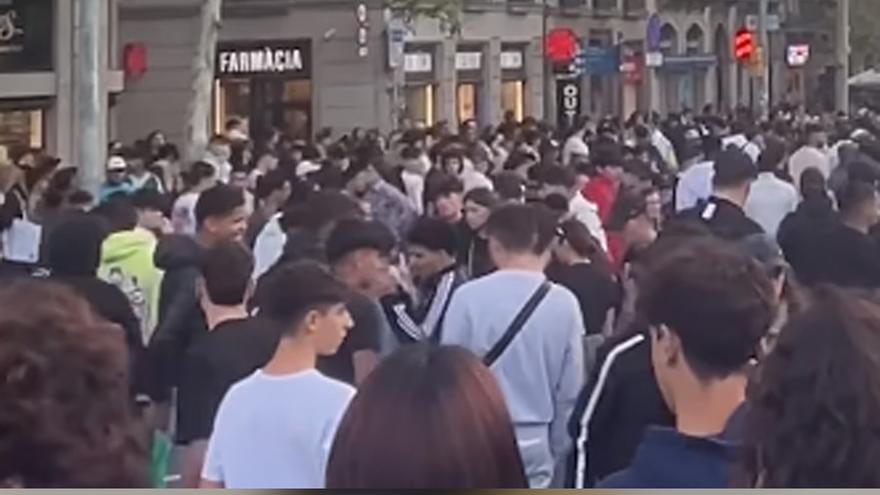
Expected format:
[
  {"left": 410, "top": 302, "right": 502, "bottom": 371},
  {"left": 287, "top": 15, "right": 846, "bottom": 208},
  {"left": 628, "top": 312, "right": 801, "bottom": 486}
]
[{"left": 213, "top": 39, "right": 313, "bottom": 140}]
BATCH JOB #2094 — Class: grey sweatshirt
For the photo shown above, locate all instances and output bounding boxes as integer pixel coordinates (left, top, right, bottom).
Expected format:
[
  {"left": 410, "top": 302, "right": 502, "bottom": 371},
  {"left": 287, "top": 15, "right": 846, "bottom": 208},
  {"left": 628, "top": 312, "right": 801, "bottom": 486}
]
[{"left": 442, "top": 270, "right": 585, "bottom": 487}]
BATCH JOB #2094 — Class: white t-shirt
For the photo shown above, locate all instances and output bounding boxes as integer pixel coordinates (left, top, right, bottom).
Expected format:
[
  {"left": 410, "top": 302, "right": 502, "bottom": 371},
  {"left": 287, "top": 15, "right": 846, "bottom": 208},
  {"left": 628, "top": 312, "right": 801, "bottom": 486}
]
[
  {"left": 562, "top": 134, "right": 590, "bottom": 166},
  {"left": 788, "top": 145, "right": 832, "bottom": 193},
  {"left": 172, "top": 192, "right": 199, "bottom": 236},
  {"left": 722, "top": 134, "right": 761, "bottom": 164},
  {"left": 202, "top": 368, "right": 355, "bottom": 488},
  {"left": 569, "top": 194, "right": 608, "bottom": 252},
  {"left": 252, "top": 213, "right": 285, "bottom": 280},
  {"left": 401, "top": 169, "right": 425, "bottom": 215}
]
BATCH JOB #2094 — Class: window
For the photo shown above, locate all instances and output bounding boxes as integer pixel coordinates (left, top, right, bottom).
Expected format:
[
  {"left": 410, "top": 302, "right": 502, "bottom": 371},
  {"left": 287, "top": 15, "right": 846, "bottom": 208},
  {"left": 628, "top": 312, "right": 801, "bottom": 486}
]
[
  {"left": 213, "top": 78, "right": 313, "bottom": 140},
  {"left": 404, "top": 84, "right": 435, "bottom": 126},
  {"left": 457, "top": 83, "right": 478, "bottom": 124},
  {"left": 0, "top": 110, "right": 43, "bottom": 149},
  {"left": 501, "top": 80, "right": 525, "bottom": 122}
]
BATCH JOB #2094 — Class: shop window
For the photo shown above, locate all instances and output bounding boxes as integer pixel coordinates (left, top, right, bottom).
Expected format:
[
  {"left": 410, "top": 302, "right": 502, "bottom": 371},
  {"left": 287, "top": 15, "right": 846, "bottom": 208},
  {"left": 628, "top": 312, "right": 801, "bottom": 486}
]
[
  {"left": 214, "top": 78, "right": 250, "bottom": 134},
  {"left": 404, "top": 84, "right": 435, "bottom": 127},
  {"left": 457, "top": 83, "right": 478, "bottom": 124},
  {"left": 214, "top": 78, "right": 312, "bottom": 140},
  {"left": 284, "top": 80, "right": 312, "bottom": 105},
  {"left": 0, "top": 110, "right": 43, "bottom": 149},
  {"left": 501, "top": 80, "right": 525, "bottom": 122}
]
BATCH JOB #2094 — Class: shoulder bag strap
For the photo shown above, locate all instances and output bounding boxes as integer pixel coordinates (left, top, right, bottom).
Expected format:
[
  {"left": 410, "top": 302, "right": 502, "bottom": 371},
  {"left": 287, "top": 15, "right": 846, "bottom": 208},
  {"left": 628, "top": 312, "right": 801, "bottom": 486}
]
[{"left": 483, "top": 281, "right": 552, "bottom": 367}]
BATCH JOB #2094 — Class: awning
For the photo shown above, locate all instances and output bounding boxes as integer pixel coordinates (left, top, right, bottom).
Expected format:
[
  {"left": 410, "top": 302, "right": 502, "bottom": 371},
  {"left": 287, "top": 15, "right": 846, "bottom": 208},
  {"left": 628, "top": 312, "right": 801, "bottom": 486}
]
[{"left": 849, "top": 69, "right": 880, "bottom": 89}]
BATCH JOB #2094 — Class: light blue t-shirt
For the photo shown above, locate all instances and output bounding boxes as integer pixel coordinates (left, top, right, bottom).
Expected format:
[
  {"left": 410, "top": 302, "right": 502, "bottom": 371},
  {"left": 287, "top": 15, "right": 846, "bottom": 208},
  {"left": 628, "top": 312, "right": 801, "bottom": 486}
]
[{"left": 442, "top": 270, "right": 585, "bottom": 488}]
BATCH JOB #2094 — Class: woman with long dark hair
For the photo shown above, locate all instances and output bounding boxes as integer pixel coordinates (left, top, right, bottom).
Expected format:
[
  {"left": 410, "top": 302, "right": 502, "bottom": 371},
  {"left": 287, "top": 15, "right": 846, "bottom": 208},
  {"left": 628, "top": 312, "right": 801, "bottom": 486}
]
[
  {"left": 461, "top": 187, "right": 499, "bottom": 278},
  {"left": 740, "top": 287, "right": 880, "bottom": 487},
  {"left": 326, "top": 344, "right": 527, "bottom": 489},
  {"left": 549, "top": 219, "right": 618, "bottom": 335}
]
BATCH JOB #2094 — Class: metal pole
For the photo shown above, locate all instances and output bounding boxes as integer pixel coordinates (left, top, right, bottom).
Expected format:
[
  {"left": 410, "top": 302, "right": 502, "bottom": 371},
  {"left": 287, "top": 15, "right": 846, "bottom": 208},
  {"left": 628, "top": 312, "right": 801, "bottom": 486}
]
[
  {"left": 757, "top": 0, "right": 770, "bottom": 117},
  {"left": 835, "top": 0, "right": 850, "bottom": 113},
  {"left": 542, "top": 0, "right": 549, "bottom": 121},
  {"left": 75, "top": 0, "right": 103, "bottom": 194}
]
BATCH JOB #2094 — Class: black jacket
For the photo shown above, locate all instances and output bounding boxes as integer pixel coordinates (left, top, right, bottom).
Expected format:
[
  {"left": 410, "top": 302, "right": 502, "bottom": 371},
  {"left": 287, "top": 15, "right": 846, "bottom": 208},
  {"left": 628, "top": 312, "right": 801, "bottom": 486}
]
[
  {"left": 45, "top": 211, "right": 145, "bottom": 394},
  {"left": 676, "top": 196, "right": 764, "bottom": 242},
  {"left": 383, "top": 266, "right": 467, "bottom": 345},
  {"left": 799, "top": 220, "right": 880, "bottom": 288},
  {"left": 53, "top": 276, "right": 147, "bottom": 393},
  {"left": 568, "top": 328, "right": 674, "bottom": 488},
  {"left": 147, "top": 234, "right": 207, "bottom": 402},
  {"left": 778, "top": 196, "right": 838, "bottom": 285}
]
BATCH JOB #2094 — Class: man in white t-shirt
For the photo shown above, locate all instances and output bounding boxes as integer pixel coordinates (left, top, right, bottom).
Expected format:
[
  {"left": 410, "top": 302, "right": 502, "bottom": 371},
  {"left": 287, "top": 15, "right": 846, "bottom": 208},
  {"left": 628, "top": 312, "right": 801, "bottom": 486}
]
[
  {"left": 788, "top": 123, "right": 832, "bottom": 193},
  {"left": 200, "top": 261, "right": 356, "bottom": 489},
  {"left": 562, "top": 115, "right": 592, "bottom": 167}
]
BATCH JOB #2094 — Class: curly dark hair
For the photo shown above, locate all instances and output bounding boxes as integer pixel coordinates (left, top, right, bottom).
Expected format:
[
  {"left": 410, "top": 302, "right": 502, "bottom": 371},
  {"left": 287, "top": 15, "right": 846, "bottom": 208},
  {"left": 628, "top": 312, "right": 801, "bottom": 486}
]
[
  {"left": 740, "top": 286, "right": 880, "bottom": 487},
  {"left": 0, "top": 280, "right": 147, "bottom": 487}
]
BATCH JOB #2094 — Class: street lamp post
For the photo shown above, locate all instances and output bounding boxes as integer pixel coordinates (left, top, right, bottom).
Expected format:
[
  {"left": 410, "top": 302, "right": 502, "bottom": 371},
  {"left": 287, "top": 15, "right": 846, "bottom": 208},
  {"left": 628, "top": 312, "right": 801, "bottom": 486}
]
[
  {"left": 757, "top": 0, "right": 770, "bottom": 117},
  {"left": 835, "top": 0, "right": 850, "bottom": 113},
  {"left": 542, "top": 0, "right": 550, "bottom": 121},
  {"left": 74, "top": 0, "right": 103, "bottom": 194}
]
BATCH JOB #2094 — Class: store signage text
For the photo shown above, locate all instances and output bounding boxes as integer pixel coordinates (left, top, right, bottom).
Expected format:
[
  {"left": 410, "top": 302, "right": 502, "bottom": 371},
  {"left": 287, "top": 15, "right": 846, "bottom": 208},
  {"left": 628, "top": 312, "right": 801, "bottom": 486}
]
[
  {"left": 218, "top": 48, "right": 304, "bottom": 75},
  {"left": 404, "top": 52, "right": 433, "bottom": 73},
  {"left": 0, "top": 0, "right": 52, "bottom": 72},
  {"left": 556, "top": 78, "right": 581, "bottom": 129},
  {"left": 455, "top": 52, "right": 482, "bottom": 71},
  {"left": 501, "top": 51, "right": 523, "bottom": 70},
  {"left": 787, "top": 44, "right": 809, "bottom": 67}
]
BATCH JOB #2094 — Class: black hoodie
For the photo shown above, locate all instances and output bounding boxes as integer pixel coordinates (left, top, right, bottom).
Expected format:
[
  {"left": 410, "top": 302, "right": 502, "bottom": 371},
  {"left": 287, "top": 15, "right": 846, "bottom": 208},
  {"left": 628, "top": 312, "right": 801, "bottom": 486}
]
[
  {"left": 568, "top": 326, "right": 674, "bottom": 488},
  {"left": 147, "top": 234, "right": 207, "bottom": 402},
  {"left": 46, "top": 211, "right": 145, "bottom": 394},
  {"left": 777, "top": 196, "right": 838, "bottom": 284}
]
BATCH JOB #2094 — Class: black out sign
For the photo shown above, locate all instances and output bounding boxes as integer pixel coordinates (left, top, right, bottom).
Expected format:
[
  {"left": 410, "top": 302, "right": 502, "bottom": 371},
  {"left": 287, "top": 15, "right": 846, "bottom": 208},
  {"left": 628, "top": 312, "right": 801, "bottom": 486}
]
[{"left": 556, "top": 79, "right": 581, "bottom": 130}]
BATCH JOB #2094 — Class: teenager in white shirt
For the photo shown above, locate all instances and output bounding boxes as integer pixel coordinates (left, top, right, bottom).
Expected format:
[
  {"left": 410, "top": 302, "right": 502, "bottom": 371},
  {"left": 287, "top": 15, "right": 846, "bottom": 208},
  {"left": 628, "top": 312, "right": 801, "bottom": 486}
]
[
  {"left": 745, "top": 135, "right": 798, "bottom": 238},
  {"left": 563, "top": 116, "right": 592, "bottom": 167},
  {"left": 200, "top": 261, "right": 356, "bottom": 489}
]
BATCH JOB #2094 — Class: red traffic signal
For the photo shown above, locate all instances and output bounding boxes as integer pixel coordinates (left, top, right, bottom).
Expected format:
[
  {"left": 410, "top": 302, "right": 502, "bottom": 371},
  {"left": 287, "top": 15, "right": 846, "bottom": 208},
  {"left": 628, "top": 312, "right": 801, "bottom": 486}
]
[
  {"left": 545, "top": 28, "right": 579, "bottom": 64},
  {"left": 734, "top": 27, "right": 754, "bottom": 62}
]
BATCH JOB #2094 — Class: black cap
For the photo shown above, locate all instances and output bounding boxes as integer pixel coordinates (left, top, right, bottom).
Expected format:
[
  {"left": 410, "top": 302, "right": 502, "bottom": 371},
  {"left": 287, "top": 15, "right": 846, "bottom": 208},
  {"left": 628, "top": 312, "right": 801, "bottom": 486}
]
[{"left": 712, "top": 147, "right": 757, "bottom": 188}]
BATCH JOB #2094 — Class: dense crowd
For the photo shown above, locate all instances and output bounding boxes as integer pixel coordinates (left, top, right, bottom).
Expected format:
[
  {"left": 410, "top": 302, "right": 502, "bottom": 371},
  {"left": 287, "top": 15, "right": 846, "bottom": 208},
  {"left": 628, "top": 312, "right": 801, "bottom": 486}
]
[{"left": 4, "top": 104, "right": 880, "bottom": 488}]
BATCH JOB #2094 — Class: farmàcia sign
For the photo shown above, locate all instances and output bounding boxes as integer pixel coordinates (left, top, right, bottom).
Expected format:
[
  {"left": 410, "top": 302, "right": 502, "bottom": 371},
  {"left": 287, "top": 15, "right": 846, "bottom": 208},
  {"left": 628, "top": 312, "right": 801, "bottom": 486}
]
[{"left": 216, "top": 39, "right": 312, "bottom": 78}]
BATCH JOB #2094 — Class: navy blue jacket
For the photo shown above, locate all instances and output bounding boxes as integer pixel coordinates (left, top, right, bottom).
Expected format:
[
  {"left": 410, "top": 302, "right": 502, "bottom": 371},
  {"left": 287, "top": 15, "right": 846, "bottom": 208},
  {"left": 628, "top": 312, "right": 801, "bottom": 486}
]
[{"left": 598, "top": 405, "right": 746, "bottom": 488}]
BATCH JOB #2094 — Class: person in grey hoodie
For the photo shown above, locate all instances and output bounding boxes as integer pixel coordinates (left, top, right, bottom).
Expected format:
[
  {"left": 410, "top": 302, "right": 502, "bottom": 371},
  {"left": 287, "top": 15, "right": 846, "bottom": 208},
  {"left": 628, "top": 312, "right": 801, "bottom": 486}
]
[{"left": 442, "top": 203, "right": 585, "bottom": 488}]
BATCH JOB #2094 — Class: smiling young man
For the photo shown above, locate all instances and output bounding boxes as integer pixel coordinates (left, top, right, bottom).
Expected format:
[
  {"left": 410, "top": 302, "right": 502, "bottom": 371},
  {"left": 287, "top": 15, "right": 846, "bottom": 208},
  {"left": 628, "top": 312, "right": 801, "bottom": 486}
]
[
  {"left": 200, "top": 261, "right": 355, "bottom": 489},
  {"left": 147, "top": 184, "right": 248, "bottom": 408}
]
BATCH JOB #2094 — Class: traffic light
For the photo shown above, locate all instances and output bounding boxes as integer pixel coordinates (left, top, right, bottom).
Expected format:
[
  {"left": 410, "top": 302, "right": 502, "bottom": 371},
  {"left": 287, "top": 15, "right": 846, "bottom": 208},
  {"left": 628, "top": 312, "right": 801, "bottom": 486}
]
[{"left": 734, "top": 27, "right": 754, "bottom": 62}]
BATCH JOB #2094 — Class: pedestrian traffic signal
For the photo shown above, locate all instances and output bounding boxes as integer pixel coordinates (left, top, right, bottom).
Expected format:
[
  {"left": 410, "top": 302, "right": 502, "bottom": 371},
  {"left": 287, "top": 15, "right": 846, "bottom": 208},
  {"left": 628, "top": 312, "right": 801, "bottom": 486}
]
[{"left": 734, "top": 27, "right": 754, "bottom": 62}]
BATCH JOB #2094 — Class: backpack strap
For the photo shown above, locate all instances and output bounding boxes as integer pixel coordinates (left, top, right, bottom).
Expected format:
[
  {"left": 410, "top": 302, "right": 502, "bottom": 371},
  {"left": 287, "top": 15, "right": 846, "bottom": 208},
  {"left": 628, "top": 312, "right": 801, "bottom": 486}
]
[{"left": 483, "top": 281, "right": 552, "bottom": 367}]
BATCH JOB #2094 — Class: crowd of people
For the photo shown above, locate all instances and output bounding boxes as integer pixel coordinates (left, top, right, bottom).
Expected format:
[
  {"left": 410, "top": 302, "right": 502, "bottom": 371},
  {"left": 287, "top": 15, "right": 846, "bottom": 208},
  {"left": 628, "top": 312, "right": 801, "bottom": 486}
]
[{"left": 4, "top": 103, "right": 880, "bottom": 488}]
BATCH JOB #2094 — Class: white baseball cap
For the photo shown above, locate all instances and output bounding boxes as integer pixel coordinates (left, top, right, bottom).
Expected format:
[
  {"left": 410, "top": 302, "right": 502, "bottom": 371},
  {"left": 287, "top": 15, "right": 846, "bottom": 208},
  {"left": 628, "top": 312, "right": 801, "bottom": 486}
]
[
  {"left": 295, "top": 160, "right": 321, "bottom": 178},
  {"left": 107, "top": 156, "right": 127, "bottom": 171}
]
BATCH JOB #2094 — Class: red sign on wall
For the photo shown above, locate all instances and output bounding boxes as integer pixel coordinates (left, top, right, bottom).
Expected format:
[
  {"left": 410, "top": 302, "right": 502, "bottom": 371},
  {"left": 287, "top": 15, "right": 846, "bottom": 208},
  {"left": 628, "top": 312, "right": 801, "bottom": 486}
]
[
  {"left": 123, "top": 43, "right": 147, "bottom": 79},
  {"left": 545, "top": 28, "right": 579, "bottom": 64}
]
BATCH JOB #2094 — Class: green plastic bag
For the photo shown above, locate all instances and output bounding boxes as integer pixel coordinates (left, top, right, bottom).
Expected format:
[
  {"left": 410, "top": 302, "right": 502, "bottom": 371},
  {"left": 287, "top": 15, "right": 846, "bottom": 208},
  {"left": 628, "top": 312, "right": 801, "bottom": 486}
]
[{"left": 150, "top": 430, "right": 172, "bottom": 488}]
